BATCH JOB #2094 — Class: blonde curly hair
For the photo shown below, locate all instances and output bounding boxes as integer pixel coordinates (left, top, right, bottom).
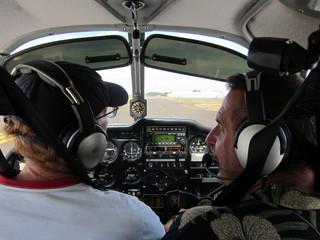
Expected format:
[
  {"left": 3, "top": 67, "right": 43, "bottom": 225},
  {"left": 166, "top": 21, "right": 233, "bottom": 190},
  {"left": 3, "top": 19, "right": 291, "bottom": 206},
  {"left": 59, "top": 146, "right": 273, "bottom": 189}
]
[{"left": 3, "top": 117, "right": 69, "bottom": 170}]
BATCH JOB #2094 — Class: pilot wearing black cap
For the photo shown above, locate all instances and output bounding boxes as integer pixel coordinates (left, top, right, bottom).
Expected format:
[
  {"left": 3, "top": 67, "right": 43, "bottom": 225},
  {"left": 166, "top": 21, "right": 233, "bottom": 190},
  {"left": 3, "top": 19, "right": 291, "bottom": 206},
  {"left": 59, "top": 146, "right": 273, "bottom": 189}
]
[{"left": 0, "top": 61, "right": 165, "bottom": 240}]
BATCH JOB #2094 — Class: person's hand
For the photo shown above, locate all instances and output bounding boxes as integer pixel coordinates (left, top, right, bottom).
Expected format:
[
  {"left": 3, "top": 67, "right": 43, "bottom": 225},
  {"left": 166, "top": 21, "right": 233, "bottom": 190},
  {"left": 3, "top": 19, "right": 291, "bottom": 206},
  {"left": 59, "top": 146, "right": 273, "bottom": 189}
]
[
  {"left": 164, "top": 218, "right": 175, "bottom": 232},
  {"left": 163, "top": 209, "right": 187, "bottom": 232}
]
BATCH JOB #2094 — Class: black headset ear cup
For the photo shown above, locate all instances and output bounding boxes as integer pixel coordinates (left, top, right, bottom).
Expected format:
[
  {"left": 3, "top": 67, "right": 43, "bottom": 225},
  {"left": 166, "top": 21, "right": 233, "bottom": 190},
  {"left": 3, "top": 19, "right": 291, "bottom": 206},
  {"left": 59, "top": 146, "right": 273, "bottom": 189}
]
[
  {"left": 60, "top": 123, "right": 108, "bottom": 170},
  {"left": 234, "top": 121, "right": 291, "bottom": 175}
]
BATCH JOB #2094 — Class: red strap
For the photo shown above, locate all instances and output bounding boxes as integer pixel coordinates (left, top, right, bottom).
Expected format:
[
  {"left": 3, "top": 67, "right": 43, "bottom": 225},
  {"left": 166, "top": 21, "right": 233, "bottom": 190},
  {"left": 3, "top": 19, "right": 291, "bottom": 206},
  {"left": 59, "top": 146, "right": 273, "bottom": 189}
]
[{"left": 0, "top": 175, "right": 82, "bottom": 189}]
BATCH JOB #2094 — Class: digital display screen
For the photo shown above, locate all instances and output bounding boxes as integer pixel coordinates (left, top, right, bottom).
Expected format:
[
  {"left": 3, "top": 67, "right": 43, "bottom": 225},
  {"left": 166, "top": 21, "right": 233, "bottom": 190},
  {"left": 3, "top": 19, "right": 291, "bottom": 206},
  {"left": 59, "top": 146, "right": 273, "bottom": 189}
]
[{"left": 151, "top": 134, "right": 175, "bottom": 142}]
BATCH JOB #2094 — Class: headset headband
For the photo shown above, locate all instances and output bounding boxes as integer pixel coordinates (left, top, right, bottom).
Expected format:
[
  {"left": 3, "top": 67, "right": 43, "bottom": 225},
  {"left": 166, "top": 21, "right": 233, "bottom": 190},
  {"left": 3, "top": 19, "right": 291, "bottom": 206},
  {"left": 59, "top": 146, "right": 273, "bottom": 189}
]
[
  {"left": 13, "top": 60, "right": 84, "bottom": 105},
  {"left": 243, "top": 71, "right": 265, "bottom": 123},
  {"left": 12, "top": 60, "right": 97, "bottom": 135}
]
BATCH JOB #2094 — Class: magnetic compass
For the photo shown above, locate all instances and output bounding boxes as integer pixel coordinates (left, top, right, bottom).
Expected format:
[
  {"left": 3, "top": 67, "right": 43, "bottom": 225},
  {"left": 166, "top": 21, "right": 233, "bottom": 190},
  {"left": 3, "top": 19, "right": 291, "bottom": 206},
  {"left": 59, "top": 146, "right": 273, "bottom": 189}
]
[
  {"left": 131, "top": 101, "right": 145, "bottom": 115},
  {"left": 130, "top": 100, "right": 147, "bottom": 120}
]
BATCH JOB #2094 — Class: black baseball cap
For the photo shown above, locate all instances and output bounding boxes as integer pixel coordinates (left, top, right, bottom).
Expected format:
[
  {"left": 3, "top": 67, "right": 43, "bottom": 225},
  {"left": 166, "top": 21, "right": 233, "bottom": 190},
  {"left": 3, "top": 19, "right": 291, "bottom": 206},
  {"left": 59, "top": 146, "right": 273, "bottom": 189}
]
[{"left": 14, "top": 61, "right": 128, "bottom": 134}]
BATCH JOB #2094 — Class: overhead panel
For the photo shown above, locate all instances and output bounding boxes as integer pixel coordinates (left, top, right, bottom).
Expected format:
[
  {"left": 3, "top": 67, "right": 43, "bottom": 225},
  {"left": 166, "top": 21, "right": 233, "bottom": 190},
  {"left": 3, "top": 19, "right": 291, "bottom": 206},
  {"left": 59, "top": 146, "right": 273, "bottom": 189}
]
[{"left": 95, "top": 0, "right": 176, "bottom": 26}]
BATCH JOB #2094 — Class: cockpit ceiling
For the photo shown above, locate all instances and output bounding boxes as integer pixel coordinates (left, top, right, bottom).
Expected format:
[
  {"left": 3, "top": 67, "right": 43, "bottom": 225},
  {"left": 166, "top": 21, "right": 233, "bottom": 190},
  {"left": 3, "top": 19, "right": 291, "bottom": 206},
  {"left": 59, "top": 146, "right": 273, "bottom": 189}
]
[
  {"left": 0, "top": 0, "right": 250, "bottom": 51},
  {"left": 247, "top": 0, "right": 320, "bottom": 48},
  {"left": 0, "top": 0, "right": 319, "bottom": 52},
  {"left": 0, "top": 0, "right": 120, "bottom": 52}
]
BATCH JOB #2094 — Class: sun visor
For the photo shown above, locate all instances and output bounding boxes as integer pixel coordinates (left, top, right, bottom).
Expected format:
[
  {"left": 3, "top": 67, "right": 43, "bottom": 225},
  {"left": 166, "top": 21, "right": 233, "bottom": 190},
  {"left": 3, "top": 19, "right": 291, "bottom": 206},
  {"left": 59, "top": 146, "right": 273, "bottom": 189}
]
[
  {"left": 3, "top": 35, "right": 132, "bottom": 73},
  {"left": 141, "top": 34, "right": 251, "bottom": 81}
]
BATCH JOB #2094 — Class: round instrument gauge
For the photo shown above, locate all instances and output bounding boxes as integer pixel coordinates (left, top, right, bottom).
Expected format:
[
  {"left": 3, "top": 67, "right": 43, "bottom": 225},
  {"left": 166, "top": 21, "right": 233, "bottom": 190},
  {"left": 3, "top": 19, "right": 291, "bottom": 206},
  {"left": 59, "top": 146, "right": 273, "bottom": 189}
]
[
  {"left": 131, "top": 101, "right": 145, "bottom": 115},
  {"left": 95, "top": 168, "right": 116, "bottom": 188},
  {"left": 122, "top": 165, "right": 142, "bottom": 185},
  {"left": 189, "top": 137, "right": 209, "bottom": 153},
  {"left": 121, "top": 141, "right": 143, "bottom": 161},
  {"left": 102, "top": 141, "right": 118, "bottom": 164}
]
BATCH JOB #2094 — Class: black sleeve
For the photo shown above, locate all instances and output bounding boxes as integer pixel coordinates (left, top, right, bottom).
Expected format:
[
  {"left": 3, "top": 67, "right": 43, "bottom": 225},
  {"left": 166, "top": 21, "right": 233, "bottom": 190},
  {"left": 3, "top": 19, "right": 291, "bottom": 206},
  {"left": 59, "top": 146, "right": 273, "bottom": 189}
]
[
  {"left": 161, "top": 214, "right": 183, "bottom": 240},
  {"left": 161, "top": 213, "right": 217, "bottom": 240}
]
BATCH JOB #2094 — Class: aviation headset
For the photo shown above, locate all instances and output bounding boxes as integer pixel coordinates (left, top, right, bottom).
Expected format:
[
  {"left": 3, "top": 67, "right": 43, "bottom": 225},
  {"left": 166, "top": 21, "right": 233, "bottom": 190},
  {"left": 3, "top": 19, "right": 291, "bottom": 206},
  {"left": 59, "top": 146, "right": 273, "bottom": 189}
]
[
  {"left": 233, "top": 71, "right": 291, "bottom": 176},
  {"left": 12, "top": 60, "right": 108, "bottom": 171}
]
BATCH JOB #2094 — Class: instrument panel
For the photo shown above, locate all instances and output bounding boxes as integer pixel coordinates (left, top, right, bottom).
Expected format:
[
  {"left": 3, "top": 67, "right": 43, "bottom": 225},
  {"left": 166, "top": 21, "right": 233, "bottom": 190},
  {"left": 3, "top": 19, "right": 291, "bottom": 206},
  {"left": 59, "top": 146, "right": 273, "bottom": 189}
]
[{"left": 92, "top": 118, "right": 220, "bottom": 222}]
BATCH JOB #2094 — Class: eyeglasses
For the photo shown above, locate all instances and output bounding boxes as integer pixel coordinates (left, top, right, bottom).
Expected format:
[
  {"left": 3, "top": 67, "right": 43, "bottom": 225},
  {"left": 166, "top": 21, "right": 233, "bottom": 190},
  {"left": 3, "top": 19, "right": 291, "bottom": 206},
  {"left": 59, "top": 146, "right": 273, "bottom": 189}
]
[{"left": 95, "top": 107, "right": 119, "bottom": 120}]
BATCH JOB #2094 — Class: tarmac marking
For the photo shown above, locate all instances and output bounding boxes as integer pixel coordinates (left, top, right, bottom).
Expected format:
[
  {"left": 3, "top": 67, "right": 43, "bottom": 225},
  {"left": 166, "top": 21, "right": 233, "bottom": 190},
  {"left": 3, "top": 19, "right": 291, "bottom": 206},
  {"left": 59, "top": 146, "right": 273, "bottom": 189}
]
[{"left": 0, "top": 132, "right": 13, "bottom": 144}]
